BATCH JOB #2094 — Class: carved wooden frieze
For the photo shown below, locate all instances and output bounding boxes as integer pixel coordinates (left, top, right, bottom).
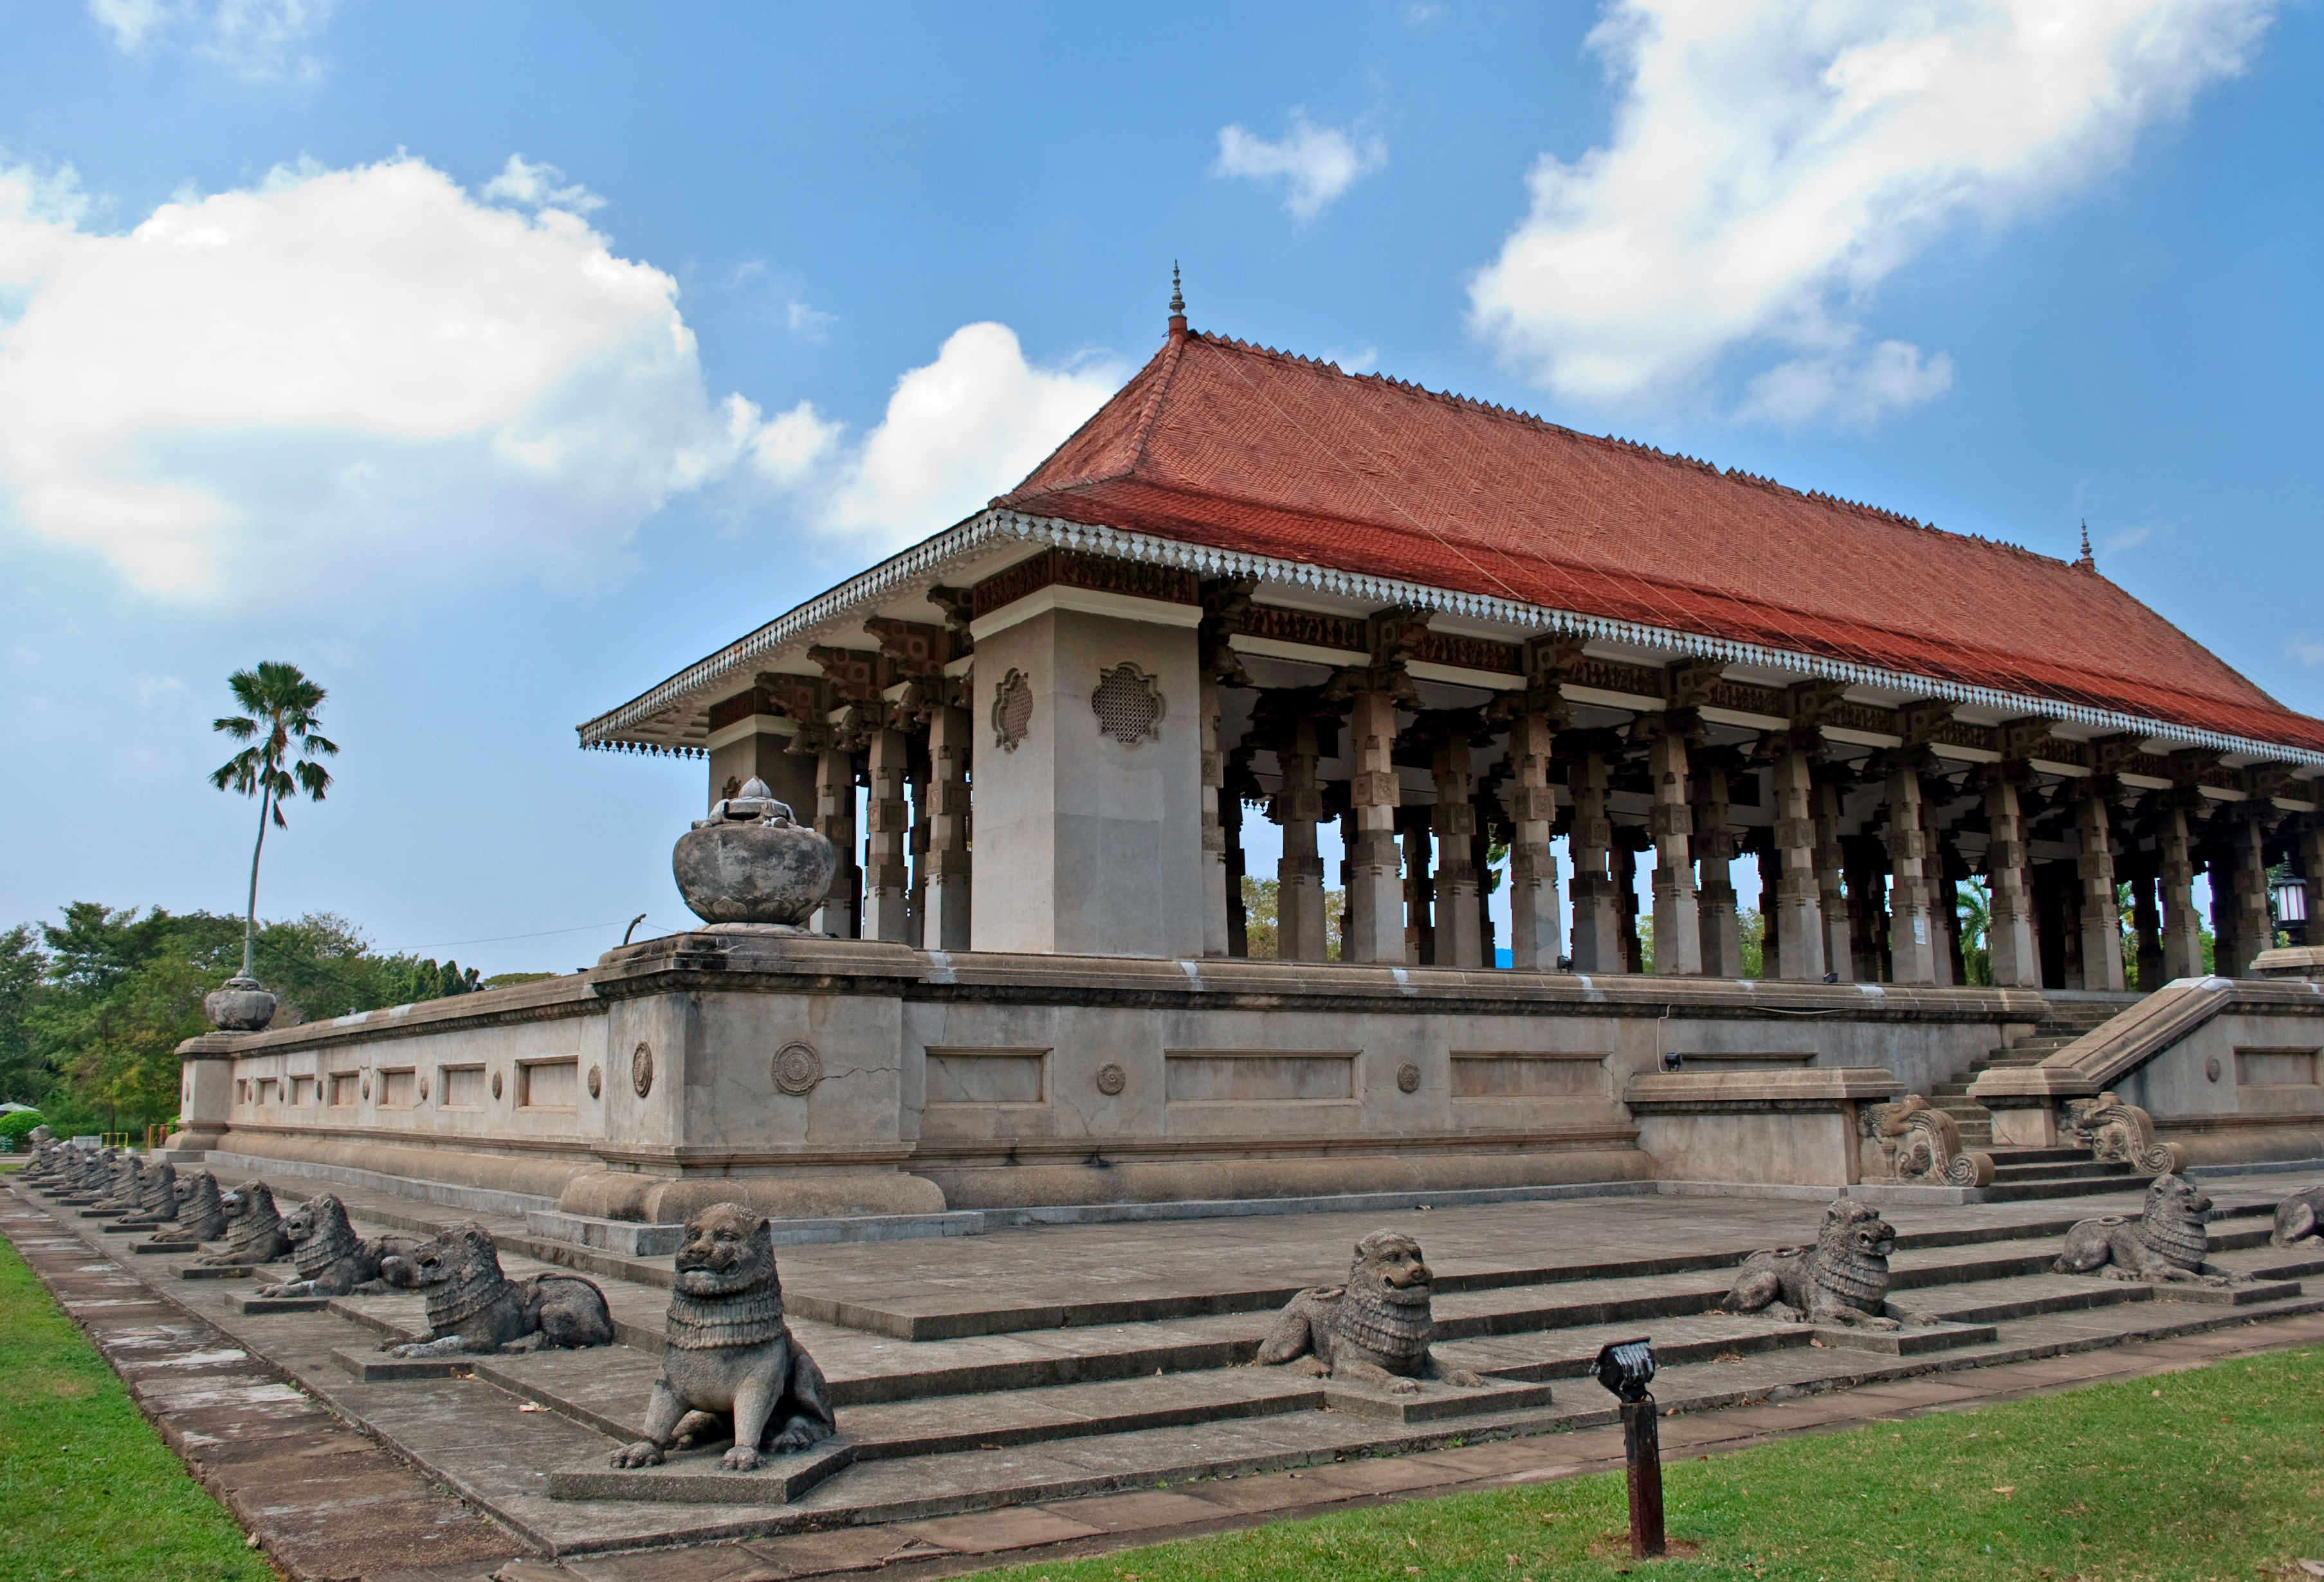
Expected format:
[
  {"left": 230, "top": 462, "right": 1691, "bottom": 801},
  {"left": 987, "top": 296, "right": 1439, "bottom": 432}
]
[
  {"left": 1242, "top": 603, "right": 1368, "bottom": 654},
  {"left": 969, "top": 549, "right": 1202, "bottom": 621},
  {"left": 1411, "top": 629, "right": 1522, "bottom": 676}
]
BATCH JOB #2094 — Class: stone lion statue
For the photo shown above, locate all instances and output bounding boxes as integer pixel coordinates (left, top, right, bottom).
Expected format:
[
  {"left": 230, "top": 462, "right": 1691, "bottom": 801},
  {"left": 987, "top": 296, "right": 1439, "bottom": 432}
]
[
  {"left": 201, "top": 1180, "right": 294, "bottom": 1266},
  {"left": 609, "top": 1203, "right": 837, "bottom": 1472},
  {"left": 379, "top": 1223, "right": 614, "bottom": 1356},
  {"left": 1256, "top": 1229, "right": 1487, "bottom": 1394},
  {"left": 2055, "top": 1173, "right": 2244, "bottom": 1285},
  {"left": 127, "top": 1161, "right": 178, "bottom": 1222},
  {"left": 256, "top": 1194, "right": 424, "bottom": 1298},
  {"left": 2271, "top": 1186, "right": 2324, "bottom": 1247},
  {"left": 174, "top": 1172, "right": 230, "bottom": 1242},
  {"left": 94, "top": 1155, "right": 147, "bottom": 1211},
  {"left": 1722, "top": 1199, "right": 1903, "bottom": 1330}
]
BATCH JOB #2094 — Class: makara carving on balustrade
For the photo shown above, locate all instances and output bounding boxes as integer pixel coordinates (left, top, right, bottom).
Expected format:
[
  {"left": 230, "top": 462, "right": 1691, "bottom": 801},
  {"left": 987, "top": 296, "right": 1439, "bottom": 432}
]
[
  {"left": 1859, "top": 1094, "right": 1996, "bottom": 1188},
  {"left": 2060, "top": 1091, "right": 2188, "bottom": 1175}
]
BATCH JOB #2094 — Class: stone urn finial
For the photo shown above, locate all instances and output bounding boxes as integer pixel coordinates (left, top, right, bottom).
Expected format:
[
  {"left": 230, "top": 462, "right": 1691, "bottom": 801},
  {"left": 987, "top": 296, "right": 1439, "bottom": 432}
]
[
  {"left": 672, "top": 778, "right": 838, "bottom": 928},
  {"left": 204, "top": 975, "right": 277, "bottom": 1031}
]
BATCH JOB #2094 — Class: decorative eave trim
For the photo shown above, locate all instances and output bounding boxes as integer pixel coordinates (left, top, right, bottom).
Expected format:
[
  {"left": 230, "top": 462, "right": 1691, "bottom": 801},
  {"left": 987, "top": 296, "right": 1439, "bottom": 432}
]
[{"left": 577, "top": 507, "right": 2324, "bottom": 768}]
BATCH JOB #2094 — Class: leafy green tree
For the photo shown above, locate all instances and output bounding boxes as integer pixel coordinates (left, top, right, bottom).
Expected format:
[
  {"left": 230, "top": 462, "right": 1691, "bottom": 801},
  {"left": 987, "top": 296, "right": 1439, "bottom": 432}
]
[
  {"left": 1955, "top": 879, "right": 1993, "bottom": 986},
  {"left": 210, "top": 661, "right": 338, "bottom": 981},
  {"left": 0, "top": 923, "right": 49, "bottom": 1106}
]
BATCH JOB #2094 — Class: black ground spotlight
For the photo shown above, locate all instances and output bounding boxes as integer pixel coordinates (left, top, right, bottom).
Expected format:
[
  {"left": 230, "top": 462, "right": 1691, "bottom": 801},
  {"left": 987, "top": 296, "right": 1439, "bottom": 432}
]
[{"left": 1593, "top": 1338, "right": 1664, "bottom": 1558}]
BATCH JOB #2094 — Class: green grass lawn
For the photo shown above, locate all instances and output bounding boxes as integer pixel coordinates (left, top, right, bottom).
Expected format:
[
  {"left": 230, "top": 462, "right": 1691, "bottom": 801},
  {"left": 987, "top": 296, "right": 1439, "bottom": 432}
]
[
  {"left": 0, "top": 1229, "right": 275, "bottom": 1582},
  {"left": 989, "top": 1348, "right": 2324, "bottom": 1582}
]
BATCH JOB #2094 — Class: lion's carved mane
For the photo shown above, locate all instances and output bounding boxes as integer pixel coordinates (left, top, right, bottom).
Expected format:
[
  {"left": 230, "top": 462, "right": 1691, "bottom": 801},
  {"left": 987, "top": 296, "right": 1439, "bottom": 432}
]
[{"left": 1723, "top": 1199, "right": 1903, "bottom": 1330}]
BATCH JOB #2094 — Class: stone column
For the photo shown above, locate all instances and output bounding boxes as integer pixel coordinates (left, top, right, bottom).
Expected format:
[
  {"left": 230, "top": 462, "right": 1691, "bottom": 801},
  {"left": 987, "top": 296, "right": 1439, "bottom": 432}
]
[
  {"left": 864, "top": 724, "right": 913, "bottom": 943},
  {"left": 1344, "top": 689, "right": 1407, "bottom": 964},
  {"left": 1199, "top": 676, "right": 1231, "bottom": 958},
  {"left": 1399, "top": 807, "right": 1435, "bottom": 965},
  {"left": 1845, "top": 836, "right": 1887, "bottom": 983},
  {"left": 1568, "top": 747, "right": 1621, "bottom": 973},
  {"left": 1503, "top": 713, "right": 1561, "bottom": 971},
  {"left": 1883, "top": 761, "right": 1937, "bottom": 984},
  {"left": 1431, "top": 730, "right": 1483, "bottom": 968},
  {"left": 1337, "top": 804, "right": 1362, "bottom": 963},
  {"left": 2131, "top": 872, "right": 2163, "bottom": 990},
  {"left": 1694, "top": 763, "right": 1740, "bottom": 978},
  {"left": 1813, "top": 777, "right": 1853, "bottom": 980},
  {"left": 2300, "top": 820, "right": 2324, "bottom": 949},
  {"left": 1615, "top": 837, "right": 1646, "bottom": 973},
  {"left": 923, "top": 698, "right": 973, "bottom": 952},
  {"left": 812, "top": 744, "right": 860, "bottom": 939},
  {"left": 1225, "top": 792, "right": 1249, "bottom": 957},
  {"left": 2229, "top": 812, "right": 2274, "bottom": 976},
  {"left": 1647, "top": 724, "right": 1702, "bottom": 977},
  {"left": 1923, "top": 780, "right": 1956, "bottom": 988},
  {"left": 2157, "top": 797, "right": 2204, "bottom": 980},
  {"left": 1274, "top": 719, "right": 1328, "bottom": 962},
  {"left": 1982, "top": 770, "right": 2040, "bottom": 988},
  {"left": 1770, "top": 748, "right": 1825, "bottom": 982},
  {"left": 2074, "top": 782, "right": 2125, "bottom": 992}
]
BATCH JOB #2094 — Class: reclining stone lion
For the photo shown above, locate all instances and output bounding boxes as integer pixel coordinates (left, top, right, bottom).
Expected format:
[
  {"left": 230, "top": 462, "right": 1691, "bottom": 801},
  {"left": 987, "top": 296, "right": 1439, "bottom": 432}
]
[
  {"left": 201, "top": 1180, "right": 293, "bottom": 1266},
  {"left": 1723, "top": 1199, "right": 1903, "bottom": 1330},
  {"left": 2271, "top": 1186, "right": 2324, "bottom": 1247},
  {"left": 256, "top": 1194, "right": 424, "bottom": 1298},
  {"left": 1256, "top": 1229, "right": 1487, "bottom": 1393},
  {"left": 379, "top": 1223, "right": 614, "bottom": 1356},
  {"left": 2055, "top": 1173, "right": 2244, "bottom": 1285},
  {"left": 173, "top": 1172, "right": 230, "bottom": 1242},
  {"left": 610, "top": 1204, "right": 837, "bottom": 1472}
]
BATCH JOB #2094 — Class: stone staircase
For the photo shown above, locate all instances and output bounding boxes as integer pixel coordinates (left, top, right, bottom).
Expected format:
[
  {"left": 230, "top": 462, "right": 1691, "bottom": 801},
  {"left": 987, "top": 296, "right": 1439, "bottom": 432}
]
[{"left": 1926, "top": 997, "right": 2146, "bottom": 1199}]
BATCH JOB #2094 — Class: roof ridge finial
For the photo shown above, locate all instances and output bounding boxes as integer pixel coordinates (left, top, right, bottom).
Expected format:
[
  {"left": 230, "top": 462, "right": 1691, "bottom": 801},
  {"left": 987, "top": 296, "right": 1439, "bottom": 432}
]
[
  {"left": 2077, "top": 518, "right": 2094, "bottom": 570},
  {"left": 1167, "top": 262, "right": 1187, "bottom": 343}
]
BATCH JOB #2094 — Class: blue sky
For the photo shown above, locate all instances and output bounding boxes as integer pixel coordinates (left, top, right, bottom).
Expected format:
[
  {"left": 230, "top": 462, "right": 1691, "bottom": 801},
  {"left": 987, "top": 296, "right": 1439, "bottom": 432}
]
[{"left": 1, "top": 1, "right": 2317, "bottom": 973}]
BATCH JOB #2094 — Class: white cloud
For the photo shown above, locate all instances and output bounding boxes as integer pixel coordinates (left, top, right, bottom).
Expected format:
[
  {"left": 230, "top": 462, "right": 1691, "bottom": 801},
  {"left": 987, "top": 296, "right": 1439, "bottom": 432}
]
[
  {"left": 0, "top": 155, "right": 782, "bottom": 601},
  {"left": 1470, "top": 0, "right": 2276, "bottom": 414},
  {"left": 481, "top": 154, "right": 605, "bottom": 214},
  {"left": 2286, "top": 634, "right": 2324, "bottom": 667},
  {"left": 1322, "top": 344, "right": 1380, "bottom": 374},
  {"left": 1214, "top": 112, "right": 1386, "bottom": 221},
  {"left": 786, "top": 299, "right": 837, "bottom": 340},
  {"left": 87, "top": 0, "right": 336, "bottom": 79},
  {"left": 755, "top": 323, "right": 1124, "bottom": 553}
]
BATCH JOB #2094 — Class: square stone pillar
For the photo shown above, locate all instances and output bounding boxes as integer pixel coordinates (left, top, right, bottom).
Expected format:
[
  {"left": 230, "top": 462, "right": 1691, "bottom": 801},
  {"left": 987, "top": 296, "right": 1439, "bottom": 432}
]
[
  {"left": 708, "top": 713, "right": 817, "bottom": 817},
  {"left": 1567, "top": 748, "right": 1621, "bottom": 973},
  {"left": 1199, "top": 676, "right": 1231, "bottom": 957},
  {"left": 1431, "top": 732, "right": 1483, "bottom": 968},
  {"left": 1615, "top": 838, "right": 1646, "bottom": 973},
  {"left": 966, "top": 604, "right": 1205, "bottom": 958},
  {"left": 1225, "top": 795, "right": 1250, "bottom": 957},
  {"left": 1770, "top": 749, "right": 1825, "bottom": 982},
  {"left": 811, "top": 745, "right": 860, "bottom": 939},
  {"left": 923, "top": 700, "right": 973, "bottom": 952},
  {"left": 1274, "top": 719, "right": 1329, "bottom": 963},
  {"left": 1883, "top": 764, "right": 1937, "bottom": 983},
  {"left": 2158, "top": 800, "right": 2204, "bottom": 980},
  {"left": 1922, "top": 781, "right": 1956, "bottom": 988},
  {"left": 1647, "top": 728, "right": 1701, "bottom": 976},
  {"left": 2301, "top": 822, "right": 2324, "bottom": 948},
  {"left": 1845, "top": 836, "right": 1888, "bottom": 982},
  {"left": 2229, "top": 813, "right": 2274, "bottom": 976},
  {"left": 1693, "top": 764, "right": 1740, "bottom": 977},
  {"left": 864, "top": 725, "right": 913, "bottom": 943},
  {"left": 2131, "top": 872, "right": 2163, "bottom": 990},
  {"left": 1344, "top": 689, "right": 1407, "bottom": 964},
  {"left": 1337, "top": 803, "right": 1362, "bottom": 963},
  {"left": 2074, "top": 782, "right": 2125, "bottom": 991},
  {"left": 1813, "top": 777, "right": 1853, "bottom": 980},
  {"left": 1503, "top": 713, "right": 1560, "bottom": 971},
  {"left": 1982, "top": 771, "right": 2040, "bottom": 988},
  {"left": 1400, "top": 807, "right": 1435, "bottom": 965}
]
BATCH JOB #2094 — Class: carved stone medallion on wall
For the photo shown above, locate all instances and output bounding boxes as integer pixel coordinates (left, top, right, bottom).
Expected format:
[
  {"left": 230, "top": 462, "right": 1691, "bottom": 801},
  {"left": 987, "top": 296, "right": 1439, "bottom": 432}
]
[
  {"left": 1095, "top": 1063, "right": 1127, "bottom": 1096},
  {"left": 587, "top": 1064, "right": 603, "bottom": 1099},
  {"left": 773, "top": 1042, "right": 823, "bottom": 1096},
  {"left": 1396, "top": 1062, "right": 1422, "bottom": 1094},
  {"left": 491, "top": 1070, "right": 504, "bottom": 1100},
  {"left": 993, "top": 668, "right": 1033, "bottom": 751},
  {"left": 631, "top": 1042, "right": 655, "bottom": 1099},
  {"left": 1092, "top": 663, "right": 1164, "bottom": 746}
]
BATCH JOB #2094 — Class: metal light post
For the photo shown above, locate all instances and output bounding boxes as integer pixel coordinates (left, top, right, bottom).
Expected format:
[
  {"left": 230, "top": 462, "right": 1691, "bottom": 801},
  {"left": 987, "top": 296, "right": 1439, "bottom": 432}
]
[
  {"left": 1595, "top": 1338, "right": 1663, "bottom": 1558},
  {"left": 2272, "top": 877, "right": 2308, "bottom": 946}
]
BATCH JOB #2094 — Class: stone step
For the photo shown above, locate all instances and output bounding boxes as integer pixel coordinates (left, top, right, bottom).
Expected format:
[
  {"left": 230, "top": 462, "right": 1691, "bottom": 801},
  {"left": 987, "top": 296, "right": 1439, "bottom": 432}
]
[
  {"left": 1979, "top": 1175, "right": 2168, "bottom": 1203},
  {"left": 1988, "top": 1161, "right": 2141, "bottom": 1184},
  {"left": 1889, "top": 1272, "right": 2155, "bottom": 1325}
]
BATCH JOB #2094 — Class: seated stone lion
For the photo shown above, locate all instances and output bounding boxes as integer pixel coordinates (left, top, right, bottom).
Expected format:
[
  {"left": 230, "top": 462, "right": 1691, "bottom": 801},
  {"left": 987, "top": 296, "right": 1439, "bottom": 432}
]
[
  {"left": 1256, "top": 1229, "right": 1487, "bottom": 1395},
  {"left": 256, "top": 1194, "right": 424, "bottom": 1298},
  {"left": 2272, "top": 1186, "right": 2324, "bottom": 1247},
  {"left": 378, "top": 1223, "right": 614, "bottom": 1356},
  {"left": 173, "top": 1171, "right": 230, "bottom": 1243},
  {"left": 201, "top": 1180, "right": 294, "bottom": 1266},
  {"left": 2055, "top": 1173, "right": 2245, "bottom": 1285},
  {"left": 610, "top": 1203, "right": 837, "bottom": 1472},
  {"left": 1723, "top": 1199, "right": 1903, "bottom": 1330}
]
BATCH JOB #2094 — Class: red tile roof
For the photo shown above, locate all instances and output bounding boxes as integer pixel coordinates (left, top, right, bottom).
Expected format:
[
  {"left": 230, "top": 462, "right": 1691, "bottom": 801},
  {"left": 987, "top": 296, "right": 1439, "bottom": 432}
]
[{"left": 1000, "top": 331, "right": 2324, "bottom": 755}]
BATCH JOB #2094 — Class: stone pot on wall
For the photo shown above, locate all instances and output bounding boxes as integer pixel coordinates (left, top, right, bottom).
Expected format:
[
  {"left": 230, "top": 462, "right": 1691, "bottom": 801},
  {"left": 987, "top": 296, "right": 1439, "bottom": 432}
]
[
  {"left": 203, "top": 976, "right": 277, "bottom": 1032},
  {"left": 672, "top": 778, "right": 838, "bottom": 926}
]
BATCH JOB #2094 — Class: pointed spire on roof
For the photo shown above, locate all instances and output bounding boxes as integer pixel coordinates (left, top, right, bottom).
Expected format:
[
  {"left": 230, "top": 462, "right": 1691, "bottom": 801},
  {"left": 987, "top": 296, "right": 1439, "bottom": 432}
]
[
  {"left": 1167, "top": 262, "right": 1187, "bottom": 344},
  {"left": 2077, "top": 519, "right": 2095, "bottom": 571}
]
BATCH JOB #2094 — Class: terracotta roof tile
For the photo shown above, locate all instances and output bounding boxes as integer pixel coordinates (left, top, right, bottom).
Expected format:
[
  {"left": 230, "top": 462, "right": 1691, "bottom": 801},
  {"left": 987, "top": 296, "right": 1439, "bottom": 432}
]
[{"left": 1001, "top": 333, "right": 2323, "bottom": 753}]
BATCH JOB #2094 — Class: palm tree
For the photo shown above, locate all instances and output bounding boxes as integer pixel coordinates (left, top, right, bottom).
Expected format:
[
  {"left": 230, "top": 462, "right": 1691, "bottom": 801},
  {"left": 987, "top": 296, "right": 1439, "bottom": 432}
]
[{"left": 210, "top": 663, "right": 338, "bottom": 981}]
